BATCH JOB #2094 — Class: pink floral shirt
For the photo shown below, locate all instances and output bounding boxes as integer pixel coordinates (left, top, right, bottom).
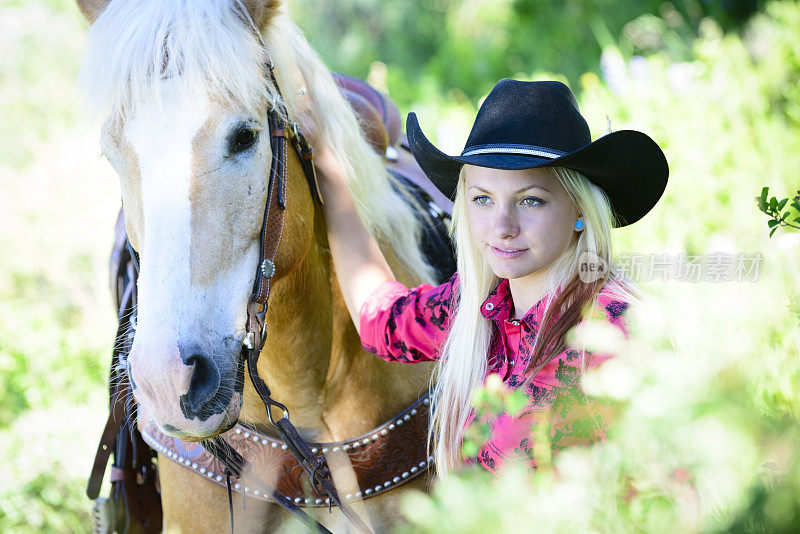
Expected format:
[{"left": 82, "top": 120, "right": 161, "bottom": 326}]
[{"left": 360, "top": 273, "right": 630, "bottom": 474}]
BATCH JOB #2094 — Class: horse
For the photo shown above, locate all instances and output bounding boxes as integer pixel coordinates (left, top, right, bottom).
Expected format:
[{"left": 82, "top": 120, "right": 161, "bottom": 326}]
[{"left": 77, "top": 0, "right": 452, "bottom": 531}]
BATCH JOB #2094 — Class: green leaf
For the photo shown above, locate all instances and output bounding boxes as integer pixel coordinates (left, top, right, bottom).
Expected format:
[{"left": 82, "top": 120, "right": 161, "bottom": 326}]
[
  {"left": 760, "top": 186, "right": 769, "bottom": 204},
  {"left": 505, "top": 390, "right": 528, "bottom": 415},
  {"left": 769, "top": 197, "right": 778, "bottom": 211},
  {"left": 795, "top": 217, "right": 800, "bottom": 224},
  {"left": 777, "top": 198, "right": 788, "bottom": 211},
  {"left": 768, "top": 219, "right": 779, "bottom": 228},
  {"left": 461, "top": 440, "right": 478, "bottom": 458},
  {"left": 770, "top": 226, "right": 778, "bottom": 238}
]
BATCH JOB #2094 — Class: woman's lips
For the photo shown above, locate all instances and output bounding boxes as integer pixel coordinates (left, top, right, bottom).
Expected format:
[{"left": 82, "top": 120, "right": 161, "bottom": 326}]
[{"left": 490, "top": 246, "right": 528, "bottom": 259}]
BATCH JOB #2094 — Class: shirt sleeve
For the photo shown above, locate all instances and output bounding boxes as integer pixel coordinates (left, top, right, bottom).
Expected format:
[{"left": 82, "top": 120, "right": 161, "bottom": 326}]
[{"left": 359, "top": 273, "right": 458, "bottom": 363}]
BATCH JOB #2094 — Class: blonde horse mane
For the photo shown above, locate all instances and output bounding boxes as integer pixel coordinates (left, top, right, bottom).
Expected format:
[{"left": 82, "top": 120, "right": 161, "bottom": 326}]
[{"left": 79, "top": 0, "right": 435, "bottom": 285}]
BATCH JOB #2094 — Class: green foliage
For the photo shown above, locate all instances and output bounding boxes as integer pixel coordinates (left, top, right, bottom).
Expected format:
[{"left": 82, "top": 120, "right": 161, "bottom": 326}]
[
  {"left": 399, "top": 300, "right": 800, "bottom": 533},
  {"left": 294, "top": 0, "right": 758, "bottom": 108},
  {"left": 0, "top": 0, "right": 85, "bottom": 169},
  {"left": 462, "top": 374, "right": 529, "bottom": 458},
  {"left": 756, "top": 186, "right": 800, "bottom": 237},
  {"left": 0, "top": 2, "right": 116, "bottom": 532}
]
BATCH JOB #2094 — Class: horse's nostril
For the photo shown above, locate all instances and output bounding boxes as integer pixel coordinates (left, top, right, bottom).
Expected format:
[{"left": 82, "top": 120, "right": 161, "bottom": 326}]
[{"left": 179, "top": 352, "right": 222, "bottom": 421}]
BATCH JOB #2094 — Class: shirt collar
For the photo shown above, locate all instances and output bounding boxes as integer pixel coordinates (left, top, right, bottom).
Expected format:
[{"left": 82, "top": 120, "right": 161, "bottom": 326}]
[
  {"left": 480, "top": 278, "right": 632, "bottom": 336},
  {"left": 480, "top": 279, "right": 549, "bottom": 330},
  {"left": 480, "top": 279, "right": 512, "bottom": 321}
]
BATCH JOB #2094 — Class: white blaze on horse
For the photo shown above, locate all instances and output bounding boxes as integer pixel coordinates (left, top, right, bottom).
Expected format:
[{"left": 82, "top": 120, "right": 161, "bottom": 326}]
[{"left": 78, "top": 0, "right": 446, "bottom": 531}]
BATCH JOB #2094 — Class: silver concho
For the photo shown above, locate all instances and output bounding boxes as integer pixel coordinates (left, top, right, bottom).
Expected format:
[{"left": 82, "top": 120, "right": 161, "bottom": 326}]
[{"left": 260, "top": 259, "right": 275, "bottom": 279}]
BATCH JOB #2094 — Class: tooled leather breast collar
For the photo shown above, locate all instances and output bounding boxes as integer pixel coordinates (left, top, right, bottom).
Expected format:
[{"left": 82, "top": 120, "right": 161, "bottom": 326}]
[{"left": 141, "top": 393, "right": 431, "bottom": 507}]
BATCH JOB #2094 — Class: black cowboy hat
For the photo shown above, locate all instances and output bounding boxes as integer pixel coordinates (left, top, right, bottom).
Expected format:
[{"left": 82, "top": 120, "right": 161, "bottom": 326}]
[{"left": 406, "top": 79, "right": 668, "bottom": 227}]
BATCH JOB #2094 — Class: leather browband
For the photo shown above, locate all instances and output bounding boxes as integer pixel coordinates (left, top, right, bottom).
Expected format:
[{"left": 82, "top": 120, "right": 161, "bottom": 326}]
[{"left": 141, "top": 393, "right": 432, "bottom": 507}]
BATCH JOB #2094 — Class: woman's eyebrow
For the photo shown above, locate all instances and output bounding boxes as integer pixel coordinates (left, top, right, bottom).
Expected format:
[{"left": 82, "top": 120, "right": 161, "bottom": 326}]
[
  {"left": 468, "top": 185, "right": 491, "bottom": 193},
  {"left": 515, "top": 185, "right": 550, "bottom": 193},
  {"left": 468, "top": 185, "right": 551, "bottom": 193}
]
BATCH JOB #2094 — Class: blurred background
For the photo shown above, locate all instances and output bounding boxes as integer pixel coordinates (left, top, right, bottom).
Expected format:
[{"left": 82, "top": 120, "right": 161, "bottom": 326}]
[{"left": 1, "top": 0, "right": 798, "bottom": 531}]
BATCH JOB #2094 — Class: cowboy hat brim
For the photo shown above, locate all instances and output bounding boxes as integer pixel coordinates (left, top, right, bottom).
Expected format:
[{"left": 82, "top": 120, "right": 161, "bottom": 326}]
[{"left": 406, "top": 113, "right": 668, "bottom": 227}]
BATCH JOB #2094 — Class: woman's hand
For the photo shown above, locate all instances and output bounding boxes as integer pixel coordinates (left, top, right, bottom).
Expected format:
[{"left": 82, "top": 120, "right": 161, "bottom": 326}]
[
  {"left": 314, "top": 142, "right": 348, "bottom": 190},
  {"left": 315, "top": 143, "right": 395, "bottom": 333}
]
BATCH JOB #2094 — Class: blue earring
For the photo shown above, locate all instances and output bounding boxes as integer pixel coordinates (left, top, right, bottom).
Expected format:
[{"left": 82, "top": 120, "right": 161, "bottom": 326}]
[{"left": 574, "top": 219, "right": 584, "bottom": 231}]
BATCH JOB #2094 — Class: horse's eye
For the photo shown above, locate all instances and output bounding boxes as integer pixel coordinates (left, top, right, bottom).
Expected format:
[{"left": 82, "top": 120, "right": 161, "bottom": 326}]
[{"left": 232, "top": 126, "right": 258, "bottom": 153}]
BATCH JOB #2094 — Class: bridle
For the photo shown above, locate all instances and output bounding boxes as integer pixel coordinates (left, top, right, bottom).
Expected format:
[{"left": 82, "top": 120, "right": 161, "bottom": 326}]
[{"left": 197, "top": 61, "right": 373, "bottom": 533}]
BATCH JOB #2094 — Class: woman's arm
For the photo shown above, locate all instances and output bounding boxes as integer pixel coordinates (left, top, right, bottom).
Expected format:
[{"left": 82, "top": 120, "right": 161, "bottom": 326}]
[{"left": 315, "top": 145, "right": 394, "bottom": 332}]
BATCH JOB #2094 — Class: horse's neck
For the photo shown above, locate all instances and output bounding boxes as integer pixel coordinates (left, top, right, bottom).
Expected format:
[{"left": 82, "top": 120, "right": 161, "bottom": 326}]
[{"left": 238, "top": 205, "right": 432, "bottom": 442}]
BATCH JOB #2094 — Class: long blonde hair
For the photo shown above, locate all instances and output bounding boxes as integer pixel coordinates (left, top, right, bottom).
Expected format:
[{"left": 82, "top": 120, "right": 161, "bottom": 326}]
[{"left": 429, "top": 165, "right": 636, "bottom": 477}]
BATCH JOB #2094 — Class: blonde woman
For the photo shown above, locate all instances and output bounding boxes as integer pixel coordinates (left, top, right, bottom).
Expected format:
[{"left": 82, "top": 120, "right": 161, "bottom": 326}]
[{"left": 317, "top": 79, "right": 668, "bottom": 477}]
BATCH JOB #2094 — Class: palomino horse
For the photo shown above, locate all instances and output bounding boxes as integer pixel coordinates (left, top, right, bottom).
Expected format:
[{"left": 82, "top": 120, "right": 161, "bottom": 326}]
[{"left": 78, "top": 0, "right": 450, "bottom": 531}]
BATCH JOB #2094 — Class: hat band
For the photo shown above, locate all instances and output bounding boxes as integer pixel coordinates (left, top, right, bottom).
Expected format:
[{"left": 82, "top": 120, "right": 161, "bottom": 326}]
[{"left": 460, "top": 143, "right": 566, "bottom": 159}]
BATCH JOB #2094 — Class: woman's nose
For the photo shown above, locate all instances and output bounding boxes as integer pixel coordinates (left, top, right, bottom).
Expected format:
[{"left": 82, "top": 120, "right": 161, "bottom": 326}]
[{"left": 492, "top": 205, "right": 519, "bottom": 239}]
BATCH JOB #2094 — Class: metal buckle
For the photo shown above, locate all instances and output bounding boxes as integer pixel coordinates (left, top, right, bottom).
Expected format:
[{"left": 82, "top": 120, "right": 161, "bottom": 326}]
[
  {"left": 243, "top": 332, "right": 255, "bottom": 350},
  {"left": 245, "top": 301, "right": 268, "bottom": 352}
]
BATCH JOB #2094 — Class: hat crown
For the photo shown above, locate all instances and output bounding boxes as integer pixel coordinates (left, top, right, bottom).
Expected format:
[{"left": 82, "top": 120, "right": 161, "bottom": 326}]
[{"left": 463, "top": 80, "right": 591, "bottom": 156}]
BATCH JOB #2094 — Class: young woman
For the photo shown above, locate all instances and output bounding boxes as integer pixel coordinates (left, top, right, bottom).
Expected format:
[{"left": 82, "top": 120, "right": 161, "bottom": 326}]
[{"left": 317, "top": 79, "right": 668, "bottom": 477}]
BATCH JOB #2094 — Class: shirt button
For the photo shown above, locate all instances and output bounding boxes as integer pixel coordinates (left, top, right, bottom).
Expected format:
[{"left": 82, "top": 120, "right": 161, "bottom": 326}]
[
  {"left": 509, "top": 359, "right": 515, "bottom": 366},
  {"left": 509, "top": 319, "right": 520, "bottom": 325},
  {"left": 485, "top": 302, "right": 494, "bottom": 310}
]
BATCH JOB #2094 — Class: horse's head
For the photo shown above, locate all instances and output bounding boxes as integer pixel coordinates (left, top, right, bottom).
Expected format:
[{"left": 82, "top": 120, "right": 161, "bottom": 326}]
[
  {"left": 79, "top": 0, "right": 317, "bottom": 439},
  {"left": 80, "top": 0, "right": 436, "bottom": 442}
]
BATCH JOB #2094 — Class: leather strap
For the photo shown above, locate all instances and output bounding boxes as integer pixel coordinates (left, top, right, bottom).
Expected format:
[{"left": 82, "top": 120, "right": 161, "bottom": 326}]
[
  {"left": 110, "top": 467, "right": 138, "bottom": 483},
  {"left": 87, "top": 243, "right": 138, "bottom": 500},
  {"left": 86, "top": 385, "right": 128, "bottom": 499},
  {"left": 88, "top": 230, "right": 162, "bottom": 533}
]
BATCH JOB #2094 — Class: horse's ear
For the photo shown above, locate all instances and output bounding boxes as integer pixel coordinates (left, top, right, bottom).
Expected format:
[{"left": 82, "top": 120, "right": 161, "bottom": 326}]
[
  {"left": 76, "top": 0, "right": 111, "bottom": 23},
  {"left": 240, "top": 0, "right": 281, "bottom": 29}
]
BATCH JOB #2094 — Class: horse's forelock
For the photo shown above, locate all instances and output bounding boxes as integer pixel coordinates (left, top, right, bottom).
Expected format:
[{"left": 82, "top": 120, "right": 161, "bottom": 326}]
[{"left": 78, "top": 0, "right": 282, "bottom": 122}]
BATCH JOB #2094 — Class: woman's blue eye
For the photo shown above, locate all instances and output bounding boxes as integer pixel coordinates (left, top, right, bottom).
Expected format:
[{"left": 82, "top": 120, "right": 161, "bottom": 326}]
[
  {"left": 521, "top": 196, "right": 545, "bottom": 207},
  {"left": 472, "top": 195, "right": 491, "bottom": 205}
]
